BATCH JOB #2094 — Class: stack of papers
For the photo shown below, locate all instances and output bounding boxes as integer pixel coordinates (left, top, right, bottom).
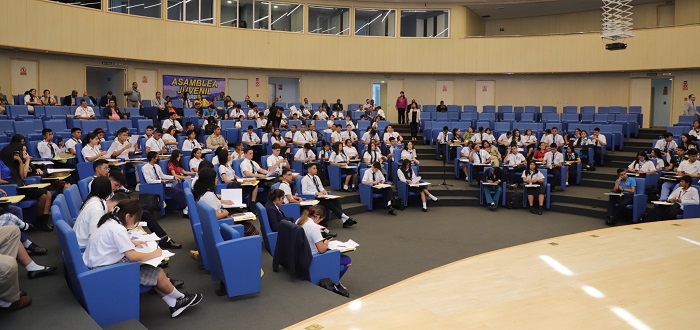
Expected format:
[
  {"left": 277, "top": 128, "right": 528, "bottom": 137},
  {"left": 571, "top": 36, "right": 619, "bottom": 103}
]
[
  {"left": 328, "top": 239, "right": 359, "bottom": 252},
  {"left": 134, "top": 241, "right": 175, "bottom": 267},
  {"left": 318, "top": 194, "right": 340, "bottom": 199},
  {"left": 604, "top": 192, "right": 624, "bottom": 196},
  {"left": 409, "top": 182, "right": 431, "bottom": 187},
  {"left": 373, "top": 183, "right": 392, "bottom": 189},
  {"left": 652, "top": 201, "right": 674, "bottom": 205},
  {"left": 300, "top": 200, "right": 319, "bottom": 206},
  {"left": 221, "top": 189, "right": 246, "bottom": 208},
  {"left": 231, "top": 212, "right": 257, "bottom": 222},
  {"left": 524, "top": 184, "right": 540, "bottom": 188},
  {"left": 411, "top": 176, "right": 422, "bottom": 184}
]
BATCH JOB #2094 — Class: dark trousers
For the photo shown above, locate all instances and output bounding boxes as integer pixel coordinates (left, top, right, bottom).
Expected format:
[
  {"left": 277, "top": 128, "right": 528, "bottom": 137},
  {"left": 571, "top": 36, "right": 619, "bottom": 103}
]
[
  {"left": 164, "top": 187, "right": 186, "bottom": 210},
  {"left": 594, "top": 146, "right": 603, "bottom": 165},
  {"left": 410, "top": 122, "right": 419, "bottom": 139},
  {"left": 655, "top": 204, "right": 682, "bottom": 221},
  {"left": 319, "top": 199, "right": 345, "bottom": 219},
  {"left": 397, "top": 108, "right": 406, "bottom": 124},
  {"left": 506, "top": 165, "right": 526, "bottom": 184},
  {"left": 142, "top": 210, "right": 167, "bottom": 238},
  {"left": 374, "top": 187, "right": 395, "bottom": 208},
  {"left": 608, "top": 194, "right": 634, "bottom": 220}
]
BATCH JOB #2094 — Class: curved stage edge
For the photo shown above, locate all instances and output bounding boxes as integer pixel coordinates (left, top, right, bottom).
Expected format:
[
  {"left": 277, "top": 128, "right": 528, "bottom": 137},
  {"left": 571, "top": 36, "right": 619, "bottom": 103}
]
[{"left": 287, "top": 219, "right": 700, "bottom": 329}]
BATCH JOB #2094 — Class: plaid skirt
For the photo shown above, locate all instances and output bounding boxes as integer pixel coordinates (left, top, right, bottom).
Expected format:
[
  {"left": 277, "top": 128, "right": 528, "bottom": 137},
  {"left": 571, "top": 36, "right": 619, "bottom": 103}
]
[{"left": 89, "top": 256, "right": 160, "bottom": 286}]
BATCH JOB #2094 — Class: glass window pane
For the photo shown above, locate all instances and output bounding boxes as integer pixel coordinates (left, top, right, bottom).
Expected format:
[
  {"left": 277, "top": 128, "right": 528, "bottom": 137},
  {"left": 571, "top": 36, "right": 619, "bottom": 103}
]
[
  {"left": 270, "top": 3, "right": 303, "bottom": 33},
  {"left": 186, "top": 0, "right": 199, "bottom": 22},
  {"left": 167, "top": 0, "right": 184, "bottom": 20},
  {"left": 355, "top": 8, "right": 396, "bottom": 37},
  {"left": 254, "top": 1, "right": 269, "bottom": 30},
  {"left": 220, "top": 0, "right": 239, "bottom": 27},
  {"left": 168, "top": 0, "right": 213, "bottom": 23},
  {"left": 238, "top": 0, "right": 253, "bottom": 28},
  {"left": 200, "top": 0, "right": 214, "bottom": 24},
  {"left": 109, "top": 0, "right": 161, "bottom": 18},
  {"left": 51, "top": 0, "right": 101, "bottom": 10},
  {"left": 309, "top": 6, "right": 350, "bottom": 35},
  {"left": 400, "top": 10, "right": 449, "bottom": 37}
]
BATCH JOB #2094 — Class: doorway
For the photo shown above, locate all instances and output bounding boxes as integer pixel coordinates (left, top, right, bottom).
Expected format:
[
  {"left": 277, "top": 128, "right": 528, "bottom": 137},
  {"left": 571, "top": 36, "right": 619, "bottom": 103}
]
[
  {"left": 651, "top": 78, "right": 673, "bottom": 127},
  {"left": 268, "top": 77, "right": 300, "bottom": 105},
  {"left": 86, "top": 66, "right": 126, "bottom": 106},
  {"left": 372, "top": 81, "right": 386, "bottom": 111}
]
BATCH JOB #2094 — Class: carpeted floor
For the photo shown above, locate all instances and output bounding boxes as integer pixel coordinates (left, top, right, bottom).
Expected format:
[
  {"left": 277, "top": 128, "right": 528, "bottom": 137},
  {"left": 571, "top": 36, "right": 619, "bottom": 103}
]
[{"left": 2, "top": 205, "right": 607, "bottom": 329}]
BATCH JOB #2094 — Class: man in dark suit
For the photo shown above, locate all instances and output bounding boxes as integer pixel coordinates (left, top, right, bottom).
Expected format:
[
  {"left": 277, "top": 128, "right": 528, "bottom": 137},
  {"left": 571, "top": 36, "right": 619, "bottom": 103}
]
[
  {"left": 62, "top": 90, "right": 79, "bottom": 106},
  {"left": 98, "top": 91, "right": 117, "bottom": 107},
  {"left": 265, "top": 189, "right": 290, "bottom": 232},
  {"left": 102, "top": 99, "right": 128, "bottom": 119}
]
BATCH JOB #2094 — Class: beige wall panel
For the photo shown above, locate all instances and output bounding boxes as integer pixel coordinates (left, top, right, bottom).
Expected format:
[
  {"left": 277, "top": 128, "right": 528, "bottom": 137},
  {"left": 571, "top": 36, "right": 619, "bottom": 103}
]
[
  {"left": 435, "top": 81, "right": 454, "bottom": 104},
  {"left": 675, "top": 0, "right": 700, "bottom": 25},
  {"left": 10, "top": 59, "right": 39, "bottom": 95},
  {"left": 629, "top": 78, "right": 652, "bottom": 128}
]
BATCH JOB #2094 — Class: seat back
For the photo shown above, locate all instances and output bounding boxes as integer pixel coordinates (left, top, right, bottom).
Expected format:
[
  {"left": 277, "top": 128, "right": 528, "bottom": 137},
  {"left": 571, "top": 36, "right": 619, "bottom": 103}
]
[
  {"left": 185, "top": 189, "right": 210, "bottom": 270},
  {"left": 77, "top": 177, "right": 93, "bottom": 200},
  {"left": 196, "top": 201, "right": 225, "bottom": 280},
  {"left": 53, "top": 194, "right": 74, "bottom": 227},
  {"left": 64, "top": 185, "right": 83, "bottom": 221},
  {"left": 55, "top": 221, "right": 89, "bottom": 305},
  {"left": 255, "top": 202, "right": 277, "bottom": 256},
  {"left": 77, "top": 162, "right": 94, "bottom": 178}
]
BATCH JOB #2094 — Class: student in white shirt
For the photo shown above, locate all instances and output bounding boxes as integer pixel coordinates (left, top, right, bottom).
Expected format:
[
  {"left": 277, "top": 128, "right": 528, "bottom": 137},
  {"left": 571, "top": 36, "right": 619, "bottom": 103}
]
[
  {"left": 37, "top": 129, "right": 61, "bottom": 159},
  {"left": 314, "top": 106, "right": 328, "bottom": 120},
  {"left": 344, "top": 115, "right": 355, "bottom": 130},
  {"left": 543, "top": 143, "right": 564, "bottom": 187},
  {"left": 189, "top": 148, "right": 204, "bottom": 172},
  {"left": 278, "top": 169, "right": 302, "bottom": 204},
  {"left": 459, "top": 141, "right": 474, "bottom": 181},
  {"left": 550, "top": 127, "right": 566, "bottom": 148},
  {"left": 228, "top": 104, "right": 245, "bottom": 120},
  {"left": 181, "top": 129, "right": 202, "bottom": 151},
  {"left": 74, "top": 177, "right": 115, "bottom": 246},
  {"left": 522, "top": 160, "right": 546, "bottom": 215},
  {"left": 330, "top": 125, "right": 343, "bottom": 145},
  {"left": 471, "top": 127, "right": 486, "bottom": 146},
  {"left": 689, "top": 120, "right": 700, "bottom": 139},
  {"left": 382, "top": 125, "right": 402, "bottom": 145},
  {"left": 162, "top": 112, "right": 183, "bottom": 133},
  {"left": 396, "top": 159, "right": 438, "bottom": 212},
  {"left": 497, "top": 131, "right": 512, "bottom": 156},
  {"left": 241, "top": 125, "right": 261, "bottom": 147},
  {"left": 590, "top": 127, "right": 607, "bottom": 166},
  {"left": 661, "top": 148, "right": 700, "bottom": 200},
  {"left": 300, "top": 163, "right": 356, "bottom": 227},
  {"left": 401, "top": 141, "right": 420, "bottom": 165},
  {"left": 247, "top": 105, "right": 259, "bottom": 119},
  {"left": 470, "top": 143, "right": 491, "bottom": 166},
  {"left": 343, "top": 139, "right": 359, "bottom": 160},
  {"left": 81, "top": 132, "right": 108, "bottom": 162},
  {"left": 293, "top": 124, "right": 313, "bottom": 147},
  {"left": 341, "top": 125, "right": 358, "bottom": 144},
  {"left": 143, "top": 151, "right": 187, "bottom": 212},
  {"left": 82, "top": 198, "right": 203, "bottom": 318},
  {"left": 294, "top": 143, "right": 316, "bottom": 163},
  {"left": 375, "top": 107, "right": 386, "bottom": 120},
  {"left": 215, "top": 148, "right": 260, "bottom": 206},
  {"left": 331, "top": 142, "right": 358, "bottom": 191},
  {"left": 628, "top": 151, "right": 657, "bottom": 175},
  {"left": 74, "top": 99, "right": 95, "bottom": 119},
  {"left": 657, "top": 175, "right": 700, "bottom": 220},
  {"left": 540, "top": 129, "right": 553, "bottom": 146},
  {"left": 266, "top": 143, "right": 288, "bottom": 176},
  {"left": 65, "top": 128, "right": 82, "bottom": 155},
  {"left": 361, "top": 162, "right": 396, "bottom": 215},
  {"left": 522, "top": 129, "right": 538, "bottom": 158},
  {"left": 504, "top": 145, "right": 526, "bottom": 185},
  {"left": 146, "top": 128, "right": 167, "bottom": 155},
  {"left": 107, "top": 127, "right": 137, "bottom": 160},
  {"left": 361, "top": 129, "right": 380, "bottom": 146},
  {"left": 162, "top": 126, "right": 179, "bottom": 153},
  {"left": 362, "top": 142, "right": 384, "bottom": 167}
]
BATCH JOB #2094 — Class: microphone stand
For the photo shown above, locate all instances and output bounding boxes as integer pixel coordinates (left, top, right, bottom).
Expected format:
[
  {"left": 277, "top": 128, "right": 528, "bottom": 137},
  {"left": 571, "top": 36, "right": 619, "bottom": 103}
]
[{"left": 438, "top": 142, "right": 454, "bottom": 189}]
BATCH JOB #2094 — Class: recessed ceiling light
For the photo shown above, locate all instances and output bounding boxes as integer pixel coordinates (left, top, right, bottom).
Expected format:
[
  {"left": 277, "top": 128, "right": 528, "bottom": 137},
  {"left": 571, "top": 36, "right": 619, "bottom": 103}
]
[
  {"left": 273, "top": 5, "right": 278, "bottom": 8},
  {"left": 227, "top": 0, "right": 232, "bottom": 3}
]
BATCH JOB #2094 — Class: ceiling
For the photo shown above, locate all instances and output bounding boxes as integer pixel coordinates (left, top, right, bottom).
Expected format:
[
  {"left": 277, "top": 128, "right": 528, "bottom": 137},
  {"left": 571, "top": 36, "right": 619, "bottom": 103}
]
[{"left": 340, "top": 0, "right": 667, "bottom": 20}]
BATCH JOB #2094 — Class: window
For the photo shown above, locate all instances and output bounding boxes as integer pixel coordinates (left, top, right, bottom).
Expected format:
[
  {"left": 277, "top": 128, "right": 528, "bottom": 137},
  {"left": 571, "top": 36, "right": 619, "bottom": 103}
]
[
  {"left": 253, "top": 1, "right": 303, "bottom": 32},
  {"left": 168, "top": 0, "right": 214, "bottom": 24},
  {"left": 50, "top": 0, "right": 101, "bottom": 10},
  {"left": 400, "top": 10, "right": 449, "bottom": 38},
  {"left": 220, "top": 0, "right": 239, "bottom": 27},
  {"left": 109, "top": 0, "right": 161, "bottom": 18},
  {"left": 355, "top": 8, "right": 396, "bottom": 37},
  {"left": 309, "top": 5, "right": 350, "bottom": 35}
]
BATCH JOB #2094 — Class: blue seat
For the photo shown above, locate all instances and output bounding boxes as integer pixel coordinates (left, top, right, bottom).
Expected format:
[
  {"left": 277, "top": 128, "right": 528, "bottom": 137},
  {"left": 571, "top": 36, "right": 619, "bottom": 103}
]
[
  {"left": 395, "top": 171, "right": 422, "bottom": 208},
  {"left": 77, "top": 177, "right": 93, "bottom": 200},
  {"left": 43, "top": 120, "right": 69, "bottom": 133},
  {"left": 55, "top": 221, "right": 142, "bottom": 327},
  {"left": 358, "top": 168, "right": 389, "bottom": 211},
  {"left": 255, "top": 202, "right": 278, "bottom": 256},
  {"left": 563, "top": 106, "right": 578, "bottom": 114},
  {"left": 0, "top": 120, "right": 14, "bottom": 136},
  {"left": 519, "top": 112, "right": 536, "bottom": 122},
  {"left": 63, "top": 185, "right": 83, "bottom": 223},
  {"left": 273, "top": 220, "right": 341, "bottom": 285},
  {"left": 479, "top": 172, "right": 507, "bottom": 206},
  {"left": 613, "top": 177, "right": 647, "bottom": 223},
  {"left": 77, "top": 162, "right": 94, "bottom": 179},
  {"left": 136, "top": 164, "right": 167, "bottom": 216},
  {"left": 541, "top": 106, "right": 556, "bottom": 113},
  {"left": 501, "top": 113, "right": 516, "bottom": 122},
  {"left": 196, "top": 201, "right": 262, "bottom": 297},
  {"left": 482, "top": 105, "right": 496, "bottom": 113},
  {"left": 521, "top": 169, "right": 552, "bottom": 209}
]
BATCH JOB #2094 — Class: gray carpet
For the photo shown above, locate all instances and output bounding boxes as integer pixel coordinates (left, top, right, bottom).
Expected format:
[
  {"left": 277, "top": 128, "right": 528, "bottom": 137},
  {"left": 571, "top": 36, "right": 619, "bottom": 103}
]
[{"left": 1, "top": 206, "right": 607, "bottom": 329}]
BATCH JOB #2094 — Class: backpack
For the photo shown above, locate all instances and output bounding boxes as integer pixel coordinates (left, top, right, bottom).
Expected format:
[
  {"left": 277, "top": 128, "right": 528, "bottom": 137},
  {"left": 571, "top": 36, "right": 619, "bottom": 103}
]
[
  {"left": 392, "top": 196, "right": 405, "bottom": 210},
  {"left": 506, "top": 189, "right": 523, "bottom": 209}
]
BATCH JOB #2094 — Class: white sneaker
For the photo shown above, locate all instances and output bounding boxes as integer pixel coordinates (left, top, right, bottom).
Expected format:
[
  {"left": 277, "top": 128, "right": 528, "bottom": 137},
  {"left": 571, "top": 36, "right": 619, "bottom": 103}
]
[{"left": 566, "top": 182, "right": 569, "bottom": 186}]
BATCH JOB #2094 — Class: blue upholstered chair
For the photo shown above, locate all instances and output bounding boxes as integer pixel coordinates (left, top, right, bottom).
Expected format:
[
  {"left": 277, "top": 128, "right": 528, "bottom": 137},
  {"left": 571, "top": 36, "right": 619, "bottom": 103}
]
[
  {"left": 136, "top": 164, "right": 167, "bottom": 216},
  {"left": 255, "top": 202, "right": 278, "bottom": 256},
  {"left": 63, "top": 185, "right": 83, "bottom": 223},
  {"left": 522, "top": 169, "right": 552, "bottom": 209},
  {"left": 358, "top": 168, "right": 389, "bottom": 211},
  {"left": 196, "top": 201, "right": 262, "bottom": 297}
]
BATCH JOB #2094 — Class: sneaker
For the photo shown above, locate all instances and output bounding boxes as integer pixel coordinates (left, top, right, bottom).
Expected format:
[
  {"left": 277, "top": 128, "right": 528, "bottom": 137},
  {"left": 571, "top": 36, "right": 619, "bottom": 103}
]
[
  {"left": 422, "top": 207, "right": 427, "bottom": 212},
  {"left": 430, "top": 195, "right": 439, "bottom": 202},
  {"left": 490, "top": 202, "right": 496, "bottom": 210},
  {"left": 565, "top": 182, "right": 569, "bottom": 186},
  {"left": 170, "top": 293, "right": 203, "bottom": 318}
]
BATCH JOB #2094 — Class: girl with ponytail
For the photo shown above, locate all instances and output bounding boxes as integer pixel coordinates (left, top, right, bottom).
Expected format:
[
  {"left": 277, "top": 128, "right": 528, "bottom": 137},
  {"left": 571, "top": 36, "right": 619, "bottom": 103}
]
[
  {"left": 295, "top": 205, "right": 352, "bottom": 280},
  {"left": 83, "top": 199, "right": 203, "bottom": 318}
]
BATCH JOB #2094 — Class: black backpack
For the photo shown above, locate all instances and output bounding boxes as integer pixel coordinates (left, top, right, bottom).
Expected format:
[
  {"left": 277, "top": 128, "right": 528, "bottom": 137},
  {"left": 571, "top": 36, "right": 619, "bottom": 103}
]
[{"left": 506, "top": 189, "right": 523, "bottom": 209}]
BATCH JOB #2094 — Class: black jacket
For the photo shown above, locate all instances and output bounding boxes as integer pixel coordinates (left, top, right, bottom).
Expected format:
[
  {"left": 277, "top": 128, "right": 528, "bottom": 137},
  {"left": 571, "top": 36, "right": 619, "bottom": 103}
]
[
  {"left": 272, "top": 220, "right": 312, "bottom": 280},
  {"left": 265, "top": 201, "right": 287, "bottom": 232},
  {"left": 99, "top": 95, "right": 117, "bottom": 107},
  {"left": 102, "top": 106, "right": 128, "bottom": 119}
]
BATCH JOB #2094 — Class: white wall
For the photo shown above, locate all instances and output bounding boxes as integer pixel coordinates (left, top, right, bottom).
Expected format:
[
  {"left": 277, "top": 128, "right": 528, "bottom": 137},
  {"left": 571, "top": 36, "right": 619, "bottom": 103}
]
[{"left": 269, "top": 77, "right": 299, "bottom": 104}]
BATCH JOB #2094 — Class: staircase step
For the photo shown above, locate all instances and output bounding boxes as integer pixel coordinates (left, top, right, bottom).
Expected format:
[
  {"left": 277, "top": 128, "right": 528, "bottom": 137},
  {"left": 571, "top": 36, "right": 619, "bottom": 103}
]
[
  {"left": 580, "top": 178, "right": 614, "bottom": 189},
  {"left": 550, "top": 201, "right": 608, "bottom": 220}
]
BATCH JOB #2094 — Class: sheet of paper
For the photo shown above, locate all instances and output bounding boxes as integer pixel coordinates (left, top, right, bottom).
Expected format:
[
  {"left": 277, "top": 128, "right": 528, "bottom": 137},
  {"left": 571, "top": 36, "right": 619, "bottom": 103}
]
[
  {"left": 300, "top": 200, "right": 319, "bottom": 206},
  {"left": 373, "top": 184, "right": 392, "bottom": 189},
  {"left": 459, "top": 158, "right": 470, "bottom": 162},
  {"left": 289, "top": 105, "right": 297, "bottom": 112},
  {"left": 652, "top": 201, "right": 674, "bottom": 205},
  {"left": 411, "top": 176, "right": 422, "bottom": 184},
  {"left": 46, "top": 168, "right": 74, "bottom": 174},
  {"left": 231, "top": 212, "right": 257, "bottom": 222},
  {"left": 221, "top": 189, "right": 243, "bottom": 205},
  {"left": 141, "top": 250, "right": 175, "bottom": 267},
  {"left": 328, "top": 239, "right": 360, "bottom": 252},
  {"left": 482, "top": 182, "right": 498, "bottom": 186},
  {"left": 129, "top": 135, "right": 139, "bottom": 146},
  {"left": 318, "top": 194, "right": 340, "bottom": 199},
  {"left": 133, "top": 241, "right": 158, "bottom": 253},
  {"left": 31, "top": 161, "right": 54, "bottom": 165},
  {"left": 132, "top": 233, "right": 161, "bottom": 242},
  {"left": 409, "top": 182, "right": 431, "bottom": 187},
  {"left": 604, "top": 192, "right": 624, "bottom": 196},
  {"left": 524, "top": 184, "right": 540, "bottom": 188}
]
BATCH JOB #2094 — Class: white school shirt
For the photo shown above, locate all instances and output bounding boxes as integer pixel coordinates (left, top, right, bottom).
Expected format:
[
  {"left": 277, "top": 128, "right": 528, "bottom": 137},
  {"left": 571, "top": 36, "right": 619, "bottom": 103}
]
[
  {"left": 574, "top": 137, "right": 591, "bottom": 146},
  {"left": 460, "top": 147, "right": 472, "bottom": 160},
  {"left": 331, "top": 131, "right": 343, "bottom": 143},
  {"left": 199, "top": 191, "right": 223, "bottom": 210},
  {"left": 293, "top": 131, "right": 312, "bottom": 144},
  {"left": 505, "top": 152, "right": 526, "bottom": 166},
  {"left": 522, "top": 170, "right": 545, "bottom": 181},
  {"left": 436, "top": 132, "right": 451, "bottom": 144},
  {"left": 75, "top": 105, "right": 95, "bottom": 118},
  {"left": 341, "top": 130, "right": 358, "bottom": 141},
  {"left": 284, "top": 131, "right": 295, "bottom": 141},
  {"left": 219, "top": 164, "right": 236, "bottom": 181},
  {"left": 162, "top": 134, "right": 177, "bottom": 146},
  {"left": 279, "top": 181, "right": 293, "bottom": 204},
  {"left": 65, "top": 137, "right": 81, "bottom": 153},
  {"left": 362, "top": 169, "right": 386, "bottom": 184},
  {"left": 81, "top": 144, "right": 102, "bottom": 162},
  {"left": 655, "top": 139, "right": 678, "bottom": 153},
  {"left": 319, "top": 148, "right": 332, "bottom": 161},
  {"left": 343, "top": 146, "right": 358, "bottom": 159},
  {"left": 483, "top": 133, "right": 496, "bottom": 144},
  {"left": 38, "top": 140, "right": 60, "bottom": 159},
  {"left": 74, "top": 197, "right": 107, "bottom": 247},
  {"left": 230, "top": 109, "right": 245, "bottom": 119},
  {"left": 301, "top": 174, "right": 325, "bottom": 195},
  {"left": 266, "top": 154, "right": 285, "bottom": 175},
  {"left": 299, "top": 217, "right": 324, "bottom": 255},
  {"left": 628, "top": 160, "right": 656, "bottom": 173},
  {"left": 294, "top": 149, "right": 316, "bottom": 161},
  {"left": 182, "top": 139, "right": 202, "bottom": 151},
  {"left": 270, "top": 135, "right": 285, "bottom": 146},
  {"left": 189, "top": 157, "right": 203, "bottom": 171},
  {"left": 497, "top": 134, "right": 512, "bottom": 146},
  {"left": 383, "top": 132, "right": 400, "bottom": 144},
  {"left": 472, "top": 149, "right": 491, "bottom": 164},
  {"left": 240, "top": 158, "right": 263, "bottom": 176},
  {"left": 142, "top": 162, "right": 174, "bottom": 183},
  {"left": 247, "top": 109, "right": 258, "bottom": 119},
  {"left": 511, "top": 136, "right": 524, "bottom": 147},
  {"left": 540, "top": 134, "right": 553, "bottom": 145},
  {"left": 162, "top": 119, "right": 183, "bottom": 132},
  {"left": 345, "top": 121, "right": 355, "bottom": 130},
  {"left": 678, "top": 160, "right": 700, "bottom": 175},
  {"left": 242, "top": 132, "right": 261, "bottom": 144},
  {"left": 544, "top": 151, "right": 564, "bottom": 167},
  {"left": 145, "top": 137, "right": 165, "bottom": 153},
  {"left": 402, "top": 149, "right": 417, "bottom": 160},
  {"left": 107, "top": 139, "right": 134, "bottom": 160},
  {"left": 82, "top": 219, "right": 134, "bottom": 268},
  {"left": 590, "top": 133, "right": 607, "bottom": 147},
  {"left": 376, "top": 109, "right": 386, "bottom": 119},
  {"left": 690, "top": 128, "right": 700, "bottom": 138},
  {"left": 314, "top": 111, "right": 328, "bottom": 120},
  {"left": 333, "top": 152, "right": 350, "bottom": 163},
  {"left": 471, "top": 133, "right": 486, "bottom": 144},
  {"left": 363, "top": 150, "right": 382, "bottom": 164},
  {"left": 668, "top": 186, "right": 700, "bottom": 210},
  {"left": 361, "top": 132, "right": 380, "bottom": 144},
  {"left": 523, "top": 135, "right": 538, "bottom": 146}
]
